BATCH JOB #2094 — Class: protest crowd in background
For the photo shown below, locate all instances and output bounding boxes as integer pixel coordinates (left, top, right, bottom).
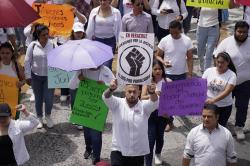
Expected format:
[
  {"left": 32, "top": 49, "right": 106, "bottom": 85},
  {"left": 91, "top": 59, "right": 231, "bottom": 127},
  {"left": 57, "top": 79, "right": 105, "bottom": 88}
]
[{"left": 0, "top": 0, "right": 250, "bottom": 165}]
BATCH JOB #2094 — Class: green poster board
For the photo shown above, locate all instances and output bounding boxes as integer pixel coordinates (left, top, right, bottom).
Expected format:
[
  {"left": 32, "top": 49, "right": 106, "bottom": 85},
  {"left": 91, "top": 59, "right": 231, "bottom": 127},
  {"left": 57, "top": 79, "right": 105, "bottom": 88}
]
[{"left": 69, "top": 79, "right": 108, "bottom": 131}]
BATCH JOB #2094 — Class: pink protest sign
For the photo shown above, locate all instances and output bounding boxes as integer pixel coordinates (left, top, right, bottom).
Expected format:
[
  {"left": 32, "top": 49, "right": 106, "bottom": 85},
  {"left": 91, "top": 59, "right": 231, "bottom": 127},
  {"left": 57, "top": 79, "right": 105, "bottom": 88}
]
[
  {"left": 236, "top": 0, "right": 250, "bottom": 6},
  {"left": 158, "top": 78, "right": 207, "bottom": 116}
]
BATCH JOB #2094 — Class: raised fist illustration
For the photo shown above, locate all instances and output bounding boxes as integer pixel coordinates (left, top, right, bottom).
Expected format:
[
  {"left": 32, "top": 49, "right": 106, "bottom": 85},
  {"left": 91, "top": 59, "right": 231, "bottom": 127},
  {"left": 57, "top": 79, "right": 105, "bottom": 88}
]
[{"left": 125, "top": 48, "right": 145, "bottom": 76}]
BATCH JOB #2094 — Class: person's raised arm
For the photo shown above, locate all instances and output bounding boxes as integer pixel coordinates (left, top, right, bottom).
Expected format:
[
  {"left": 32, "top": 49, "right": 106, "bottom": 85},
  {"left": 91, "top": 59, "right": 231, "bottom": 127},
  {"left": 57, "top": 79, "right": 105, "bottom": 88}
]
[{"left": 104, "top": 79, "right": 118, "bottom": 98}]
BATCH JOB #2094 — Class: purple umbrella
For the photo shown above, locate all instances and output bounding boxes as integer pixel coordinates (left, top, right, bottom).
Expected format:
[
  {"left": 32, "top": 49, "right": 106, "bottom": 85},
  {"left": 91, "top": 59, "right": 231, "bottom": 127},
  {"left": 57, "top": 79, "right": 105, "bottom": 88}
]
[{"left": 47, "top": 39, "right": 113, "bottom": 71}]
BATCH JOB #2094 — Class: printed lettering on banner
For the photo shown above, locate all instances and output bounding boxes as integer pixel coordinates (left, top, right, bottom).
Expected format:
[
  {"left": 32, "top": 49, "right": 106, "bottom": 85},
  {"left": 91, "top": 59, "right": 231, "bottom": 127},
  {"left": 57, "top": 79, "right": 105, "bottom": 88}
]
[
  {"left": 48, "top": 66, "right": 76, "bottom": 88},
  {"left": 117, "top": 32, "right": 154, "bottom": 85},
  {"left": 186, "top": 0, "right": 229, "bottom": 9},
  {"left": 70, "top": 79, "right": 108, "bottom": 132},
  {"left": 158, "top": 78, "right": 207, "bottom": 116},
  {"left": 32, "top": 3, "right": 74, "bottom": 37},
  {"left": 0, "top": 74, "right": 19, "bottom": 119}
]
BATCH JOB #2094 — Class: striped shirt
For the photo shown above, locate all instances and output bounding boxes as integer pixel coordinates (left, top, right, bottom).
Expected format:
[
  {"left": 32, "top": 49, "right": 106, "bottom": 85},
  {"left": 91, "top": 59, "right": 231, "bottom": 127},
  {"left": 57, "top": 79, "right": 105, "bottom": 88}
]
[
  {"left": 122, "top": 11, "right": 154, "bottom": 33},
  {"left": 24, "top": 40, "right": 55, "bottom": 79}
]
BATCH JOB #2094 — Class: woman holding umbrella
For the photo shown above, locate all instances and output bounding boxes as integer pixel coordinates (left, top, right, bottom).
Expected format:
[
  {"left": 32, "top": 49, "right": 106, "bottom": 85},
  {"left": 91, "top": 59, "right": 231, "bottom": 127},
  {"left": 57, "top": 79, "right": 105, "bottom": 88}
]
[
  {"left": 86, "top": 0, "right": 122, "bottom": 70},
  {"left": 24, "top": 24, "right": 56, "bottom": 129}
]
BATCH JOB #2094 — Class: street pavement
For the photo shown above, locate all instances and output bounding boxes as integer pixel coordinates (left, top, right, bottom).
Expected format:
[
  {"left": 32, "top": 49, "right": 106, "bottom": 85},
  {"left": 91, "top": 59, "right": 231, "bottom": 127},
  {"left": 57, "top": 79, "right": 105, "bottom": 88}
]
[{"left": 21, "top": 8, "right": 250, "bottom": 166}]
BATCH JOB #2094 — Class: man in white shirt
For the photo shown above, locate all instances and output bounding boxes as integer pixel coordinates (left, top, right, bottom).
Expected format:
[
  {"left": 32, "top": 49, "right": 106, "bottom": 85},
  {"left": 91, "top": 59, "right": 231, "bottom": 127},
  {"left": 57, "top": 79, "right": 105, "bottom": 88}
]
[
  {"left": 103, "top": 80, "right": 158, "bottom": 166},
  {"left": 183, "top": 104, "right": 237, "bottom": 166},
  {"left": 214, "top": 21, "right": 250, "bottom": 140},
  {"left": 155, "top": 20, "right": 193, "bottom": 130}
]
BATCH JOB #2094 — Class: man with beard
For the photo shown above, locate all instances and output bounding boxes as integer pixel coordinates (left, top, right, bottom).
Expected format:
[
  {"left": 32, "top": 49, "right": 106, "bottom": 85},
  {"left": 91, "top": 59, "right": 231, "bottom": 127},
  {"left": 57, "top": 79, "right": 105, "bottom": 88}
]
[
  {"left": 214, "top": 21, "right": 250, "bottom": 140},
  {"left": 102, "top": 80, "right": 159, "bottom": 166}
]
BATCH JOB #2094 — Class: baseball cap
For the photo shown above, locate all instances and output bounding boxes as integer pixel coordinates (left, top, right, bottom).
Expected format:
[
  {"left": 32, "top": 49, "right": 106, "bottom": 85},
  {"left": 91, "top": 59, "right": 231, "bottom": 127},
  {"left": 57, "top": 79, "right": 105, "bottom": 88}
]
[
  {"left": 0, "top": 103, "right": 11, "bottom": 117},
  {"left": 73, "top": 22, "right": 85, "bottom": 33}
]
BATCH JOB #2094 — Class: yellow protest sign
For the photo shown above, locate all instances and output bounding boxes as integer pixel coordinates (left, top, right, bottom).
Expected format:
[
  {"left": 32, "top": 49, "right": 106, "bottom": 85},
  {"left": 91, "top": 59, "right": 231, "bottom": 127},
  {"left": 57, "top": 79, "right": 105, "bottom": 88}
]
[
  {"left": 186, "top": 0, "right": 229, "bottom": 9},
  {"left": 32, "top": 3, "right": 74, "bottom": 37},
  {"left": 0, "top": 74, "right": 19, "bottom": 119}
]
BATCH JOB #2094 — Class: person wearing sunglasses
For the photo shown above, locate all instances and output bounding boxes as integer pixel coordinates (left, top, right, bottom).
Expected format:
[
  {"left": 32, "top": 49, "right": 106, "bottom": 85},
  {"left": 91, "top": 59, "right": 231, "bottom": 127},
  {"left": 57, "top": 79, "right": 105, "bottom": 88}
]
[{"left": 122, "top": 0, "right": 154, "bottom": 33}]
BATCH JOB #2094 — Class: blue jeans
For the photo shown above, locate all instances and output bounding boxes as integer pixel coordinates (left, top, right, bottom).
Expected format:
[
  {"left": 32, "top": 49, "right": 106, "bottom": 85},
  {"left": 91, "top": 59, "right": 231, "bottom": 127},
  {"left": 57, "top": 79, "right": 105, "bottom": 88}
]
[
  {"left": 83, "top": 127, "right": 102, "bottom": 161},
  {"left": 31, "top": 72, "right": 55, "bottom": 117},
  {"left": 94, "top": 36, "right": 116, "bottom": 70},
  {"left": 145, "top": 110, "right": 168, "bottom": 166},
  {"left": 234, "top": 81, "right": 250, "bottom": 127},
  {"left": 197, "top": 24, "right": 220, "bottom": 72}
]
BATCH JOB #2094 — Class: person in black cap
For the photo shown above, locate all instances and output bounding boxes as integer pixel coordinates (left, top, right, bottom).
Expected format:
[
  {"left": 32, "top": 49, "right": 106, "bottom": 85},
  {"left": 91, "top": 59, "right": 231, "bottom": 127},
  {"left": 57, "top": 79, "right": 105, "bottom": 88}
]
[{"left": 0, "top": 103, "right": 39, "bottom": 165}]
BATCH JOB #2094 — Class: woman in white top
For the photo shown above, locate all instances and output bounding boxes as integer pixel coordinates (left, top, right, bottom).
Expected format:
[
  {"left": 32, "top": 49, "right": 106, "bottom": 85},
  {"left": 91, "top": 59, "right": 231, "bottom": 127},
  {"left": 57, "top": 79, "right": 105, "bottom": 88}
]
[
  {"left": 141, "top": 59, "right": 171, "bottom": 166},
  {"left": 0, "top": 42, "right": 26, "bottom": 119},
  {"left": 24, "top": 24, "right": 56, "bottom": 129},
  {"left": 0, "top": 103, "right": 39, "bottom": 165},
  {"left": 0, "top": 42, "right": 25, "bottom": 89},
  {"left": 86, "top": 0, "right": 122, "bottom": 70},
  {"left": 202, "top": 52, "right": 237, "bottom": 127}
]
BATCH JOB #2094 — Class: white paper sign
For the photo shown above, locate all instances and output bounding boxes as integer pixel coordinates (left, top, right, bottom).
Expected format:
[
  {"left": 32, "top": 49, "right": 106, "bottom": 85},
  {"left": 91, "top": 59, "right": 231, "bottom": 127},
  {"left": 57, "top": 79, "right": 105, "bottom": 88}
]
[{"left": 117, "top": 32, "right": 154, "bottom": 85}]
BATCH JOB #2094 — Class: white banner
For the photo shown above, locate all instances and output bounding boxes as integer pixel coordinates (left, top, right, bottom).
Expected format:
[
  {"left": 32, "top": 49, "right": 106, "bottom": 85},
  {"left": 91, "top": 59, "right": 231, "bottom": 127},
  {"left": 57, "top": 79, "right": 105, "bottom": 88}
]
[{"left": 117, "top": 32, "right": 154, "bottom": 85}]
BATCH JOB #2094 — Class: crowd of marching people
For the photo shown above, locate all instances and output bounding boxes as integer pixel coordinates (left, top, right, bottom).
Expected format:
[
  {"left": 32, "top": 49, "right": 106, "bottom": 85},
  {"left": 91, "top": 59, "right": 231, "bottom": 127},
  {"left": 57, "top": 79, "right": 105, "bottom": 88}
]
[{"left": 0, "top": 0, "right": 250, "bottom": 165}]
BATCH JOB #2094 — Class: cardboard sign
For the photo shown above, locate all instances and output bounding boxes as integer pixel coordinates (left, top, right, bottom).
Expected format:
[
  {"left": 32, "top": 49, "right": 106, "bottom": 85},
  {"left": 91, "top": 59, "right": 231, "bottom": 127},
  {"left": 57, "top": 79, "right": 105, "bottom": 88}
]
[
  {"left": 236, "top": 0, "right": 250, "bottom": 6},
  {"left": 32, "top": 3, "right": 74, "bottom": 37},
  {"left": 186, "top": 0, "right": 229, "bottom": 9},
  {"left": 117, "top": 32, "right": 154, "bottom": 85},
  {"left": 70, "top": 79, "right": 108, "bottom": 132},
  {"left": 0, "top": 74, "right": 19, "bottom": 118},
  {"left": 158, "top": 78, "right": 207, "bottom": 116},
  {"left": 48, "top": 67, "right": 76, "bottom": 88}
]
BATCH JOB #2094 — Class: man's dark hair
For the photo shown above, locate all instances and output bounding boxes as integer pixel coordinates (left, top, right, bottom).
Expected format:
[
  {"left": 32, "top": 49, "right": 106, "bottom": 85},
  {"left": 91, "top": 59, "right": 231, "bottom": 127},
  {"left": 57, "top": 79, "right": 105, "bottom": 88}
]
[
  {"left": 203, "top": 103, "right": 219, "bottom": 116},
  {"left": 169, "top": 20, "right": 182, "bottom": 30},
  {"left": 131, "top": 0, "right": 136, "bottom": 4},
  {"left": 235, "top": 21, "right": 249, "bottom": 32}
]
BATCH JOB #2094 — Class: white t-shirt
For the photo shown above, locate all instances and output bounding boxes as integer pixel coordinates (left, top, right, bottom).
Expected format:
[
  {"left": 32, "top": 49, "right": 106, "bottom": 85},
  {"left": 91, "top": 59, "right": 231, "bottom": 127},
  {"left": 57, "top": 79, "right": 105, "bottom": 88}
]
[
  {"left": 202, "top": 67, "right": 236, "bottom": 107},
  {"left": 214, "top": 36, "right": 250, "bottom": 85},
  {"left": 158, "top": 34, "right": 193, "bottom": 75},
  {"left": 244, "top": 6, "right": 250, "bottom": 36},
  {"left": 95, "top": 15, "right": 115, "bottom": 38},
  {"left": 0, "top": 62, "right": 17, "bottom": 78},
  {"left": 198, "top": 8, "right": 219, "bottom": 27}
]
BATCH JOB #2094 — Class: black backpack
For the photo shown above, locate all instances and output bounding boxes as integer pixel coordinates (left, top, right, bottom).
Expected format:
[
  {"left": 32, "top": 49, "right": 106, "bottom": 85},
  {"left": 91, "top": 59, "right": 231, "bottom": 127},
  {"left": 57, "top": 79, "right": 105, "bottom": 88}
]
[{"left": 158, "top": 0, "right": 182, "bottom": 14}]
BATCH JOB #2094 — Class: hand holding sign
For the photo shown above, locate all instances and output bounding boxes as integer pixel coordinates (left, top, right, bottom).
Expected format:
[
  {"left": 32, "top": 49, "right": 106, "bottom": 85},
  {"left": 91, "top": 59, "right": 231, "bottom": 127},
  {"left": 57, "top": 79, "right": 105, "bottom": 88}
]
[
  {"left": 125, "top": 48, "right": 145, "bottom": 76},
  {"left": 110, "top": 79, "right": 118, "bottom": 91}
]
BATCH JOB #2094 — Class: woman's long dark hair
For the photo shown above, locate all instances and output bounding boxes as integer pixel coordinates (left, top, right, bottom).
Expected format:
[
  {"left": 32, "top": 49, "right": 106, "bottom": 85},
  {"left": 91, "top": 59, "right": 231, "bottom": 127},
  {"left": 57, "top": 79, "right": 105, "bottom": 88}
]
[
  {"left": 70, "top": 30, "right": 86, "bottom": 40},
  {"left": 152, "top": 58, "right": 166, "bottom": 82},
  {"left": 0, "top": 42, "right": 15, "bottom": 61},
  {"left": 33, "top": 24, "right": 49, "bottom": 41},
  {"left": 216, "top": 52, "right": 237, "bottom": 75}
]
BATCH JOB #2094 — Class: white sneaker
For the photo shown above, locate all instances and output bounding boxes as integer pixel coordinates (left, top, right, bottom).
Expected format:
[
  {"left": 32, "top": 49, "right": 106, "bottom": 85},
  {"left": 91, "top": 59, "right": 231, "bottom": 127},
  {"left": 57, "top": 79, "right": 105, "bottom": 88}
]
[
  {"left": 30, "top": 93, "right": 35, "bottom": 102},
  {"left": 77, "top": 125, "right": 83, "bottom": 130},
  {"left": 60, "top": 95, "right": 67, "bottom": 102},
  {"left": 37, "top": 118, "right": 43, "bottom": 129},
  {"left": 235, "top": 126, "right": 245, "bottom": 140},
  {"left": 154, "top": 153, "right": 162, "bottom": 165},
  {"left": 45, "top": 115, "right": 54, "bottom": 128}
]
